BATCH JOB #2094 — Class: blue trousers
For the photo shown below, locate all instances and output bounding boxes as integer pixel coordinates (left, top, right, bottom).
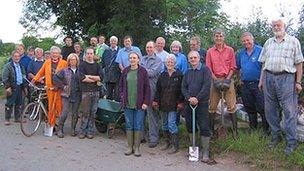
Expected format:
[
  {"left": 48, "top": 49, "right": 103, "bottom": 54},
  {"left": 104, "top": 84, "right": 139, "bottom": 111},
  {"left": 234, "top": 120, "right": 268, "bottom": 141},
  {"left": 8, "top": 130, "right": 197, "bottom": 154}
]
[
  {"left": 124, "top": 108, "right": 145, "bottom": 131},
  {"left": 160, "top": 111, "right": 178, "bottom": 134},
  {"left": 263, "top": 72, "right": 298, "bottom": 145}
]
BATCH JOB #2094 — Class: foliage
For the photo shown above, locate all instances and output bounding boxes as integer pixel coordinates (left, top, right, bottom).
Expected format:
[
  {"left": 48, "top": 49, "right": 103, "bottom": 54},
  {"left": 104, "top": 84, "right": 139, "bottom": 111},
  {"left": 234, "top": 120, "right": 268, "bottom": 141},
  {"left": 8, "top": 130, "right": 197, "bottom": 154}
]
[
  {"left": 20, "top": 0, "right": 226, "bottom": 51},
  {"left": 21, "top": 36, "right": 57, "bottom": 51},
  {"left": 0, "top": 43, "right": 16, "bottom": 57}
]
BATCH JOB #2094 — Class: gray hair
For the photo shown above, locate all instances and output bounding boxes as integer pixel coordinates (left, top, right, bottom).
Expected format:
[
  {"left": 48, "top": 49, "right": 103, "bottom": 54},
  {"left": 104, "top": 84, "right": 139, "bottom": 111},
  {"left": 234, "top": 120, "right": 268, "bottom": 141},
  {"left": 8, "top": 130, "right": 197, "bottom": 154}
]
[
  {"left": 35, "top": 47, "right": 44, "bottom": 54},
  {"left": 188, "top": 51, "right": 200, "bottom": 58},
  {"left": 271, "top": 18, "right": 286, "bottom": 28},
  {"left": 170, "top": 40, "right": 183, "bottom": 52},
  {"left": 165, "top": 54, "right": 176, "bottom": 64},
  {"left": 190, "top": 36, "right": 201, "bottom": 46},
  {"left": 241, "top": 32, "right": 254, "bottom": 40},
  {"left": 156, "top": 37, "right": 166, "bottom": 44},
  {"left": 110, "top": 36, "right": 118, "bottom": 42},
  {"left": 50, "top": 46, "right": 61, "bottom": 54},
  {"left": 213, "top": 28, "right": 225, "bottom": 37}
]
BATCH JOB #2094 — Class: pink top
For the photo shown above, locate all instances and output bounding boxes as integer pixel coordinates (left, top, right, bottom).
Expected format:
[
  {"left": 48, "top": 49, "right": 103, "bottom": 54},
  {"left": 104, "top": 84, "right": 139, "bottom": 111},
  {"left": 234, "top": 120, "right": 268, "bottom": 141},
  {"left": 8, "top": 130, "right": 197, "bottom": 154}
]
[{"left": 206, "top": 44, "right": 236, "bottom": 78}]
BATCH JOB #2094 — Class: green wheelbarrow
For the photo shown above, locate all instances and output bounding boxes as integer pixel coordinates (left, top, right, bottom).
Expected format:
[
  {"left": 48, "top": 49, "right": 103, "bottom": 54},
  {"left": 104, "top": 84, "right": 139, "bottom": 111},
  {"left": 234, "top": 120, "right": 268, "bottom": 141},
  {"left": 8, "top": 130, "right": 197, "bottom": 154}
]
[{"left": 95, "top": 98, "right": 124, "bottom": 138}]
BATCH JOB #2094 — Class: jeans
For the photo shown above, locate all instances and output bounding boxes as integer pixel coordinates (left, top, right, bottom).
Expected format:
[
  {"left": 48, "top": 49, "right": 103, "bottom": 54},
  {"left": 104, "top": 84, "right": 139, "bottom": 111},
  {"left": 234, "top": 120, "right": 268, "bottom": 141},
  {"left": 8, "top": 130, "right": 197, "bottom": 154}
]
[
  {"left": 79, "top": 91, "right": 99, "bottom": 135},
  {"left": 160, "top": 111, "right": 178, "bottom": 134},
  {"left": 124, "top": 108, "right": 145, "bottom": 131},
  {"left": 263, "top": 72, "right": 298, "bottom": 145},
  {"left": 58, "top": 96, "right": 81, "bottom": 126},
  {"left": 185, "top": 102, "right": 211, "bottom": 137},
  {"left": 147, "top": 107, "right": 159, "bottom": 143},
  {"left": 241, "top": 81, "right": 268, "bottom": 130},
  {"left": 5, "top": 85, "right": 23, "bottom": 121}
]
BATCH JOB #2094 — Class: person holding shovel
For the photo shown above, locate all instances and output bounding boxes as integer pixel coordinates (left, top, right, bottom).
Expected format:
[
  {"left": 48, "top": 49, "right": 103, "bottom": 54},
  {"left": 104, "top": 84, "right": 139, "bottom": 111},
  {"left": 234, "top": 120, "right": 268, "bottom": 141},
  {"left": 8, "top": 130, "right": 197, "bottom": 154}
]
[{"left": 182, "top": 51, "right": 216, "bottom": 164}]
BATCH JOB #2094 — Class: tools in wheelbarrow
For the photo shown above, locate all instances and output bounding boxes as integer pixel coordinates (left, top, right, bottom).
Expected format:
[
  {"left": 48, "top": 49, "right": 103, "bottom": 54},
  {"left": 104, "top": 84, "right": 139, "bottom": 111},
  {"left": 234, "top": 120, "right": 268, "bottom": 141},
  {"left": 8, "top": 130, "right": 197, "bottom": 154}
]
[{"left": 189, "top": 104, "right": 199, "bottom": 162}]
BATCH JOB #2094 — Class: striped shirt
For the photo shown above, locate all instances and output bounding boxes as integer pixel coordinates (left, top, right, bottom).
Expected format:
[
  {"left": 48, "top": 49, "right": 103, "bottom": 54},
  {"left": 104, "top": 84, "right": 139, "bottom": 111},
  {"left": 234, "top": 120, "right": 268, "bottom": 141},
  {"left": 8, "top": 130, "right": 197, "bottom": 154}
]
[{"left": 258, "top": 34, "right": 304, "bottom": 73}]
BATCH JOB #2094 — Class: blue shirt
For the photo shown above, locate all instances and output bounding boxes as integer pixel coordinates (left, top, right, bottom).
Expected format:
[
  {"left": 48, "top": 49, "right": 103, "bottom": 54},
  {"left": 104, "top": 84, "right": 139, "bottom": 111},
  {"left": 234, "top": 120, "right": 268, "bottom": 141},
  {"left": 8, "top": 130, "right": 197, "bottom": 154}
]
[
  {"left": 237, "top": 45, "right": 262, "bottom": 81},
  {"left": 27, "top": 59, "right": 44, "bottom": 75},
  {"left": 174, "top": 53, "right": 188, "bottom": 74},
  {"left": 13, "top": 62, "right": 23, "bottom": 85},
  {"left": 9, "top": 54, "right": 32, "bottom": 71},
  {"left": 115, "top": 46, "right": 142, "bottom": 68}
]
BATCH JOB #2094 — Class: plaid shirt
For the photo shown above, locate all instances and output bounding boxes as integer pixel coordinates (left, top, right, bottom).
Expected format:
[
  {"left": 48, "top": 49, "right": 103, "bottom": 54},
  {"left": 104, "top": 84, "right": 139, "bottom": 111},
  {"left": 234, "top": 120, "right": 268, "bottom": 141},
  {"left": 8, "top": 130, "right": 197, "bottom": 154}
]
[{"left": 259, "top": 34, "right": 304, "bottom": 73}]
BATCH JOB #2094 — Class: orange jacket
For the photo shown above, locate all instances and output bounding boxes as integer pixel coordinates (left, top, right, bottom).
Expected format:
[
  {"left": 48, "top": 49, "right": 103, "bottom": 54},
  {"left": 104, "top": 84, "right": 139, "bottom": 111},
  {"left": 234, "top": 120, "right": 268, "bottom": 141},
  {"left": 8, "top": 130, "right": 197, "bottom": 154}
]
[{"left": 33, "top": 59, "right": 68, "bottom": 87}]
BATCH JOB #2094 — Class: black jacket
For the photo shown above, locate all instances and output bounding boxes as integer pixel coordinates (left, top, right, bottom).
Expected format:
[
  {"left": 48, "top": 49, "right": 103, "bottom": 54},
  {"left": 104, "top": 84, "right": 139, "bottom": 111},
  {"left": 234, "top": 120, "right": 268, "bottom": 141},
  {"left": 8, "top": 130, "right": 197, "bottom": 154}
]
[
  {"left": 101, "top": 47, "right": 121, "bottom": 83},
  {"left": 154, "top": 70, "right": 183, "bottom": 112}
]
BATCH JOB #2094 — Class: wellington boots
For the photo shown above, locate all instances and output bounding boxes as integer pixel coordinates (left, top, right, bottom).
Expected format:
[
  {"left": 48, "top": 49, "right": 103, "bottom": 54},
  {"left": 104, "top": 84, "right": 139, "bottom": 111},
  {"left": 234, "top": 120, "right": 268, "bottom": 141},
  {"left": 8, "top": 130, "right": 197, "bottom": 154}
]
[
  {"left": 71, "top": 116, "right": 78, "bottom": 137},
  {"left": 209, "top": 113, "right": 216, "bottom": 139},
  {"left": 230, "top": 113, "right": 238, "bottom": 139},
  {"left": 124, "top": 131, "right": 134, "bottom": 155},
  {"left": 168, "top": 133, "right": 179, "bottom": 154},
  {"left": 134, "top": 131, "right": 142, "bottom": 157},
  {"left": 5, "top": 106, "right": 13, "bottom": 122},
  {"left": 201, "top": 136, "right": 210, "bottom": 160},
  {"left": 14, "top": 105, "right": 22, "bottom": 122},
  {"left": 161, "top": 131, "right": 170, "bottom": 150},
  {"left": 57, "top": 124, "right": 64, "bottom": 138}
]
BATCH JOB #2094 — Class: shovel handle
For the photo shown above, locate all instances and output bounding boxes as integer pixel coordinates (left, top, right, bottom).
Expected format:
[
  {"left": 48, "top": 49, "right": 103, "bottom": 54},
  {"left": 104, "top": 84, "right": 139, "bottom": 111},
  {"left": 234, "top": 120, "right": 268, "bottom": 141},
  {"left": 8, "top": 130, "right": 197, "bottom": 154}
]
[{"left": 190, "top": 104, "right": 197, "bottom": 147}]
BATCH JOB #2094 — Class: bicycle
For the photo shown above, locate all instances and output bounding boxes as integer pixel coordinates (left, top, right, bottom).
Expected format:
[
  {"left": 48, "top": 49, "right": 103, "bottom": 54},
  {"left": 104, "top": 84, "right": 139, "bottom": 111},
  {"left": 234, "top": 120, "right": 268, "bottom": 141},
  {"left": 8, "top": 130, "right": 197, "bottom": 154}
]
[{"left": 20, "top": 79, "right": 49, "bottom": 137}]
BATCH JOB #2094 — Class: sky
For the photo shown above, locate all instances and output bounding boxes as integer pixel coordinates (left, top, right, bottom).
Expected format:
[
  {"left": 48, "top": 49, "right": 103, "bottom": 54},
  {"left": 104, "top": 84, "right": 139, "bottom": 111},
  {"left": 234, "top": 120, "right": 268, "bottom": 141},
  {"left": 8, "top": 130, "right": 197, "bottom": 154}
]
[{"left": 0, "top": 0, "right": 303, "bottom": 43}]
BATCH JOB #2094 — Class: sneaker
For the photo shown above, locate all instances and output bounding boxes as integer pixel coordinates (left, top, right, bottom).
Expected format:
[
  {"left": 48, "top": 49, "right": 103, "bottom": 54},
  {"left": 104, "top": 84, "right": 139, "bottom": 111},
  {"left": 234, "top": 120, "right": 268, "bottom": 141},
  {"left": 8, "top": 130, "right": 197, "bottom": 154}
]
[
  {"left": 86, "top": 134, "right": 94, "bottom": 139},
  {"left": 78, "top": 133, "right": 85, "bottom": 139},
  {"left": 267, "top": 136, "right": 282, "bottom": 149},
  {"left": 4, "top": 121, "right": 10, "bottom": 126},
  {"left": 284, "top": 144, "right": 297, "bottom": 156}
]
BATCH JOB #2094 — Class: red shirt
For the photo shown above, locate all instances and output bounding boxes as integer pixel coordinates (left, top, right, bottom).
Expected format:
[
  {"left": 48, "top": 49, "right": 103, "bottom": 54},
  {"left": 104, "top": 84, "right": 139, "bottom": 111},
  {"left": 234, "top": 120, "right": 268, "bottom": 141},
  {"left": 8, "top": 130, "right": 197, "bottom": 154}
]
[{"left": 206, "top": 44, "right": 236, "bottom": 78}]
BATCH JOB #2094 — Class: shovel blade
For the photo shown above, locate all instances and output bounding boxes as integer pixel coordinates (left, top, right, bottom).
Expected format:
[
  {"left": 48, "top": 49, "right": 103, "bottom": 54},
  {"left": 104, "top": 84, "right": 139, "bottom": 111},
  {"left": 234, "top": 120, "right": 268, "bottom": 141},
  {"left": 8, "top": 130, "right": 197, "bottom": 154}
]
[{"left": 189, "top": 147, "right": 199, "bottom": 162}]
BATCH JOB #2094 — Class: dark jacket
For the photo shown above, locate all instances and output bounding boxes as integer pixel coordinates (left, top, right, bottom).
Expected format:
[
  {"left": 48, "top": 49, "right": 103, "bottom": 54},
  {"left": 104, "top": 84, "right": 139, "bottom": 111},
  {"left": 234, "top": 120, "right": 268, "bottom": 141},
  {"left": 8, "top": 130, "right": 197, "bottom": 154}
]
[
  {"left": 2, "top": 61, "right": 26, "bottom": 90},
  {"left": 154, "top": 70, "right": 183, "bottom": 112},
  {"left": 182, "top": 63, "right": 211, "bottom": 103},
  {"left": 119, "top": 65, "right": 151, "bottom": 109},
  {"left": 101, "top": 47, "right": 121, "bottom": 83},
  {"left": 53, "top": 67, "right": 83, "bottom": 102},
  {"left": 61, "top": 46, "right": 75, "bottom": 60}
]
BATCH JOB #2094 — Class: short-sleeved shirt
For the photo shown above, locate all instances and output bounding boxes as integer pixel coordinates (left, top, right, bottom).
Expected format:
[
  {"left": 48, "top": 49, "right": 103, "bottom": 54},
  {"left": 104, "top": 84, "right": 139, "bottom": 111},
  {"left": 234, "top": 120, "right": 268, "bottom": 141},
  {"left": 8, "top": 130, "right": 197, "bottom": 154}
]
[
  {"left": 258, "top": 34, "right": 304, "bottom": 73},
  {"left": 237, "top": 45, "right": 262, "bottom": 81},
  {"left": 206, "top": 44, "right": 236, "bottom": 78},
  {"left": 115, "top": 46, "right": 142, "bottom": 68}
]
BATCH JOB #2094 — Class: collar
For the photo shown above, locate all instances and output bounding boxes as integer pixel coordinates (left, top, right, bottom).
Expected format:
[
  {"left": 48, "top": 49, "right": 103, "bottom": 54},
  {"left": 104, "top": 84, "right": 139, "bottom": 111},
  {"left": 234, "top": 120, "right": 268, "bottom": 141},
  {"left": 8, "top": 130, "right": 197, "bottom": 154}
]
[
  {"left": 214, "top": 43, "right": 227, "bottom": 51},
  {"left": 123, "top": 46, "right": 134, "bottom": 52},
  {"left": 13, "top": 62, "right": 20, "bottom": 67},
  {"left": 273, "top": 33, "right": 289, "bottom": 43},
  {"left": 111, "top": 46, "right": 118, "bottom": 51},
  {"left": 191, "top": 62, "right": 202, "bottom": 70},
  {"left": 34, "top": 58, "right": 44, "bottom": 62},
  {"left": 144, "top": 53, "right": 156, "bottom": 59}
]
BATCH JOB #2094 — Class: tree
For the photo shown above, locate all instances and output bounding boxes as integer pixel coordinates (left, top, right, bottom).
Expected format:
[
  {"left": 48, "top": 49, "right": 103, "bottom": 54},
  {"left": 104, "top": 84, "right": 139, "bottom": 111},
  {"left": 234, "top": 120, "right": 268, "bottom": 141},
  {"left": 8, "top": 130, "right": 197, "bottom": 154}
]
[{"left": 20, "top": 0, "right": 226, "bottom": 51}]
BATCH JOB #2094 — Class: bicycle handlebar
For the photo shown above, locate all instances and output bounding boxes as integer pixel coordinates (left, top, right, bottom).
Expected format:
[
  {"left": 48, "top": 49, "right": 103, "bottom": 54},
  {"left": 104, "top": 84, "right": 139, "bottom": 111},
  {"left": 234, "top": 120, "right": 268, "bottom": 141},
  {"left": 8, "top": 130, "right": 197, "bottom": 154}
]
[{"left": 23, "top": 76, "right": 46, "bottom": 91}]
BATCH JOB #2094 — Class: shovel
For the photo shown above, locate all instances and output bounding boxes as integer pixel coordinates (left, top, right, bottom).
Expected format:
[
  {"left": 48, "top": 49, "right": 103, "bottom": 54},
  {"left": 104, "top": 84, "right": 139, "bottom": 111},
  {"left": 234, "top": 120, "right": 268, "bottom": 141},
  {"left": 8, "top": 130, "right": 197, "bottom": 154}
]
[{"left": 189, "top": 104, "right": 199, "bottom": 162}]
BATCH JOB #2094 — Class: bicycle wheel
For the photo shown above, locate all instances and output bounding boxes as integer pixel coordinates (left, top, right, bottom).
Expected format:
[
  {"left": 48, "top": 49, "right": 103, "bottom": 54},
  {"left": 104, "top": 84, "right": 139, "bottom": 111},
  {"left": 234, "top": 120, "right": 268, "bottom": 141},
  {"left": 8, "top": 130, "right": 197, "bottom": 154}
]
[{"left": 20, "top": 102, "right": 42, "bottom": 137}]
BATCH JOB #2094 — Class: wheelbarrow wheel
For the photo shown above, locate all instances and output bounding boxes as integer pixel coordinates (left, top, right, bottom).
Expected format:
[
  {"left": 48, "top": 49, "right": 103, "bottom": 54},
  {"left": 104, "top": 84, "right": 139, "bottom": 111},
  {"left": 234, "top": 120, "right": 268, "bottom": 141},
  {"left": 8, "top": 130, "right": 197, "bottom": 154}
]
[
  {"left": 95, "top": 120, "right": 107, "bottom": 133},
  {"left": 107, "top": 123, "right": 115, "bottom": 138}
]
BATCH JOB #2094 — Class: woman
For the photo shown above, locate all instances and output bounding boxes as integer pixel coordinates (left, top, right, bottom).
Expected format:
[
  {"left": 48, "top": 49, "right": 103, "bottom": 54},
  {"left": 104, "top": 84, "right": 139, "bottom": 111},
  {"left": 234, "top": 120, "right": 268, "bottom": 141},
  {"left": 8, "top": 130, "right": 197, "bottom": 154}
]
[
  {"left": 53, "top": 53, "right": 82, "bottom": 138},
  {"left": 170, "top": 40, "right": 188, "bottom": 74},
  {"left": 32, "top": 46, "right": 68, "bottom": 136},
  {"left": 2, "top": 51, "right": 26, "bottom": 125},
  {"left": 119, "top": 51, "right": 151, "bottom": 157},
  {"left": 153, "top": 54, "right": 183, "bottom": 154}
]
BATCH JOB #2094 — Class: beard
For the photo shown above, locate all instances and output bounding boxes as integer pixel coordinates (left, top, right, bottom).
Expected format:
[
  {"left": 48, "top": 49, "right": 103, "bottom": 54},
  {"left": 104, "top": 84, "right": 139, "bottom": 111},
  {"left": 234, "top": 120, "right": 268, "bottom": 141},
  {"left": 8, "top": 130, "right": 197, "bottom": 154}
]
[{"left": 273, "top": 30, "right": 285, "bottom": 37}]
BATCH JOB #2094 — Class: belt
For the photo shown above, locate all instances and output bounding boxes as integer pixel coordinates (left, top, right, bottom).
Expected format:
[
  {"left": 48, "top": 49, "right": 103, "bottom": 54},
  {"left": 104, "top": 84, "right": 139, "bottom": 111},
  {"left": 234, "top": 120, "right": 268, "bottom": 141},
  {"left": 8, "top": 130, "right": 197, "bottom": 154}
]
[{"left": 265, "top": 70, "right": 292, "bottom": 75}]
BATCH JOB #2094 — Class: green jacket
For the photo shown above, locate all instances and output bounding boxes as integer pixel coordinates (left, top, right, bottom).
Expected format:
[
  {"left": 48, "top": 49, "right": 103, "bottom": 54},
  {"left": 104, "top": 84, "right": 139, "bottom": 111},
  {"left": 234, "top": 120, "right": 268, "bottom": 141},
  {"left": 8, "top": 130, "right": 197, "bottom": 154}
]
[{"left": 2, "top": 61, "right": 26, "bottom": 89}]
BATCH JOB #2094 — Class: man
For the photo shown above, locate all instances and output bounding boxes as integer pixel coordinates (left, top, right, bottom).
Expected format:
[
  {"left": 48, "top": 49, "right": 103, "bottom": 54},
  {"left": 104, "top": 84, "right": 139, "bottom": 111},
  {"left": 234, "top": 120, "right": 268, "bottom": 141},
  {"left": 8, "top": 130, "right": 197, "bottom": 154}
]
[
  {"left": 78, "top": 47, "right": 102, "bottom": 139},
  {"left": 190, "top": 36, "right": 206, "bottom": 63},
  {"left": 96, "top": 35, "right": 109, "bottom": 57},
  {"left": 90, "top": 37, "right": 98, "bottom": 50},
  {"left": 155, "top": 37, "right": 169, "bottom": 63},
  {"left": 182, "top": 51, "right": 215, "bottom": 165},
  {"left": 101, "top": 36, "right": 121, "bottom": 101},
  {"left": 27, "top": 47, "right": 44, "bottom": 81},
  {"left": 2, "top": 51, "right": 26, "bottom": 125},
  {"left": 206, "top": 28, "right": 238, "bottom": 139},
  {"left": 140, "top": 41, "right": 163, "bottom": 148},
  {"left": 258, "top": 19, "right": 303, "bottom": 155},
  {"left": 27, "top": 46, "right": 35, "bottom": 59},
  {"left": 61, "top": 36, "right": 75, "bottom": 60},
  {"left": 237, "top": 32, "right": 268, "bottom": 134},
  {"left": 115, "top": 35, "right": 142, "bottom": 71},
  {"left": 14, "top": 44, "right": 32, "bottom": 71}
]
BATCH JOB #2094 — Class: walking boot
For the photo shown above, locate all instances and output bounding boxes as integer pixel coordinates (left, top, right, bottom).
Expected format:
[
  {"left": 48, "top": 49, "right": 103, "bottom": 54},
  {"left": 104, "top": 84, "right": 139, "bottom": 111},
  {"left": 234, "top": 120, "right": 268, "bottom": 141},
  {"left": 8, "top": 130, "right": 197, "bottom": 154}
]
[
  {"left": 209, "top": 113, "right": 216, "bottom": 139},
  {"left": 160, "top": 131, "right": 170, "bottom": 150},
  {"left": 134, "top": 131, "right": 142, "bottom": 157},
  {"left": 4, "top": 106, "right": 13, "bottom": 125},
  {"left": 57, "top": 124, "right": 64, "bottom": 138},
  {"left": 230, "top": 113, "right": 238, "bottom": 139},
  {"left": 168, "top": 133, "right": 179, "bottom": 154},
  {"left": 201, "top": 136, "right": 217, "bottom": 165},
  {"left": 14, "top": 105, "right": 22, "bottom": 122},
  {"left": 71, "top": 116, "right": 78, "bottom": 137},
  {"left": 124, "top": 131, "right": 134, "bottom": 155}
]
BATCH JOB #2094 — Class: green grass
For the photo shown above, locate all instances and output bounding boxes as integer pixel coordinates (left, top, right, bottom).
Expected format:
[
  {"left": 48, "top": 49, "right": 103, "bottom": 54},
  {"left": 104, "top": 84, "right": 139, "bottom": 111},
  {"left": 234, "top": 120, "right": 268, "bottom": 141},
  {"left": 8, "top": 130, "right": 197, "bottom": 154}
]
[{"left": 177, "top": 123, "right": 304, "bottom": 170}]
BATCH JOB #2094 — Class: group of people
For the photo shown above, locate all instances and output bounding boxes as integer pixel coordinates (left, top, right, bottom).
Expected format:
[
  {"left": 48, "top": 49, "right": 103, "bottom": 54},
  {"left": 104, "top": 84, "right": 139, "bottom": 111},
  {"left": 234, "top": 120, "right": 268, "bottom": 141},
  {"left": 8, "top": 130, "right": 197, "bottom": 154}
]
[{"left": 2, "top": 19, "right": 303, "bottom": 164}]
